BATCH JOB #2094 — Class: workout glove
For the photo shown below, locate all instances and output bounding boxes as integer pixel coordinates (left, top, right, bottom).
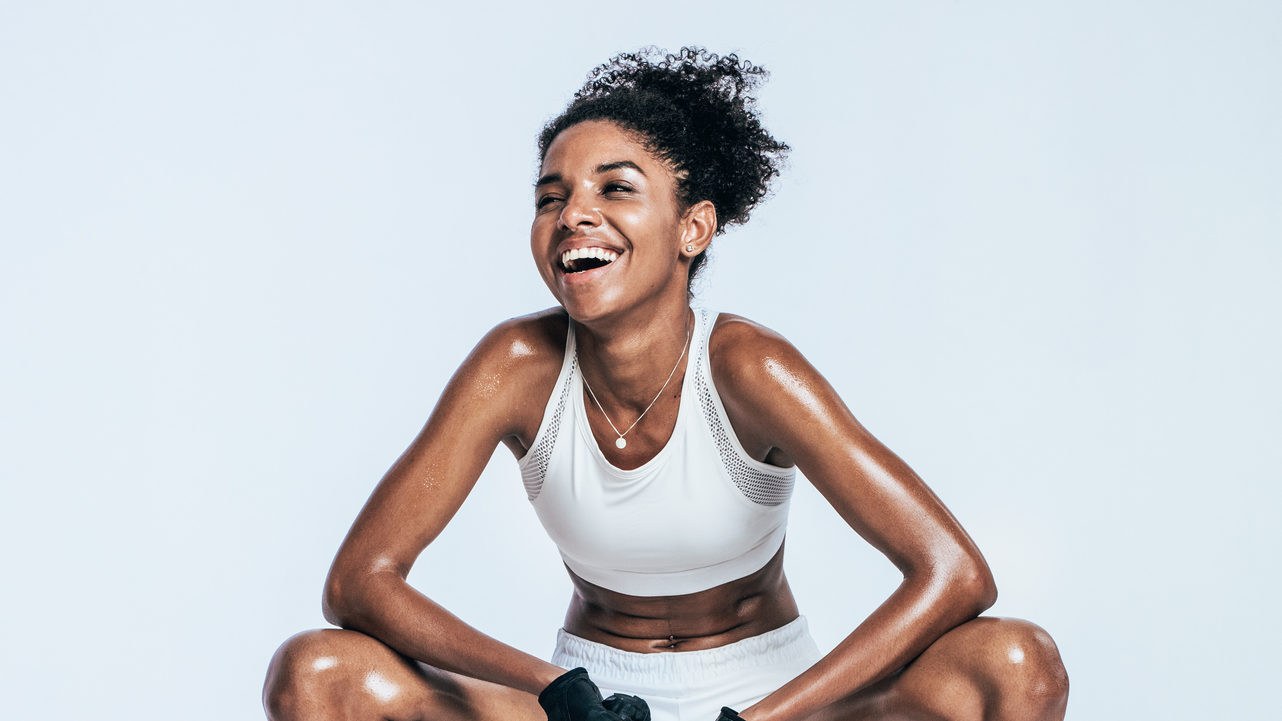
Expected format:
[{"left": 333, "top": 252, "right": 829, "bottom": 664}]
[
  {"left": 539, "top": 667, "right": 651, "bottom": 721},
  {"left": 602, "top": 692, "right": 651, "bottom": 721},
  {"left": 717, "top": 707, "right": 747, "bottom": 721}
]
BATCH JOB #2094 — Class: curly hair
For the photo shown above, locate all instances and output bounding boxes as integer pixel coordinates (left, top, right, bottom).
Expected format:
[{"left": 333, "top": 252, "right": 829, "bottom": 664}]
[{"left": 538, "top": 47, "right": 789, "bottom": 288}]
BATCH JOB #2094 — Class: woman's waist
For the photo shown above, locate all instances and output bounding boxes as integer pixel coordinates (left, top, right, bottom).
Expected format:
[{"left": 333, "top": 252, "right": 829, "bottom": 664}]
[
  {"left": 552, "top": 615, "right": 818, "bottom": 689},
  {"left": 562, "top": 551, "right": 799, "bottom": 653}
]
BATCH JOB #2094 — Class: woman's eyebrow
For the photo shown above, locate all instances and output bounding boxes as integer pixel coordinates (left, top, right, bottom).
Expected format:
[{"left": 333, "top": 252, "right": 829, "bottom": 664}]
[
  {"left": 535, "top": 161, "right": 645, "bottom": 189},
  {"left": 595, "top": 160, "right": 645, "bottom": 175}
]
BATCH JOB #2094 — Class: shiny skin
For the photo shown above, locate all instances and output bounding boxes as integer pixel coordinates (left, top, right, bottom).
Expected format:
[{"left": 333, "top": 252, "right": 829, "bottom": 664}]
[{"left": 264, "top": 121, "right": 1068, "bottom": 721}]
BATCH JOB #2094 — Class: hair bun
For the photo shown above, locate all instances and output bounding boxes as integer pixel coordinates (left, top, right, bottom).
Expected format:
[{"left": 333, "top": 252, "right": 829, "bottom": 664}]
[{"left": 540, "top": 46, "right": 788, "bottom": 237}]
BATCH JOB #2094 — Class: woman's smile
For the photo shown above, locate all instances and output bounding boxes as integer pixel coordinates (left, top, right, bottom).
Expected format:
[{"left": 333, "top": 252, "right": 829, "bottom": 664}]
[
  {"left": 557, "top": 251, "right": 619, "bottom": 286},
  {"left": 558, "top": 246, "right": 620, "bottom": 274},
  {"left": 553, "top": 236, "right": 627, "bottom": 284}
]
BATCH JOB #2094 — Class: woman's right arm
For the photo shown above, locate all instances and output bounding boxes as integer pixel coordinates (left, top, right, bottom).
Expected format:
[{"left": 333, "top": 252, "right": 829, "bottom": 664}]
[{"left": 322, "top": 315, "right": 567, "bottom": 695}]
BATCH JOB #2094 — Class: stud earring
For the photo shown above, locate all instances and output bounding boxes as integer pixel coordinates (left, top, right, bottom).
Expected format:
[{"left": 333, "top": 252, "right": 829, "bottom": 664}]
[{"left": 685, "top": 244, "right": 695, "bottom": 253}]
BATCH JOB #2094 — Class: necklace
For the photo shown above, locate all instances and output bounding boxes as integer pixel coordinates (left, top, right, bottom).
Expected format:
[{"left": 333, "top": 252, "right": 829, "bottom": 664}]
[{"left": 579, "top": 316, "right": 692, "bottom": 450}]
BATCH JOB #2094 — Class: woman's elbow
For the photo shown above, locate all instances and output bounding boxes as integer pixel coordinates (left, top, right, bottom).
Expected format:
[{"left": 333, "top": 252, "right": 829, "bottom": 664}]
[
  {"left": 321, "top": 570, "right": 351, "bottom": 627},
  {"left": 322, "top": 558, "right": 403, "bottom": 627},
  {"left": 321, "top": 564, "right": 374, "bottom": 628},
  {"left": 953, "top": 554, "right": 998, "bottom": 615}
]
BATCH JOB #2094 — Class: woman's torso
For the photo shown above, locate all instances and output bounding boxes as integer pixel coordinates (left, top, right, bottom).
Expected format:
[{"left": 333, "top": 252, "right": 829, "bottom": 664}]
[{"left": 501, "top": 308, "right": 801, "bottom": 653}]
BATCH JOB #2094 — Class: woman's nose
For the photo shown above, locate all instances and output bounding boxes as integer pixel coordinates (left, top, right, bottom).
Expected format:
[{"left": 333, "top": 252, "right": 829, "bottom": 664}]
[{"left": 557, "top": 191, "right": 601, "bottom": 231}]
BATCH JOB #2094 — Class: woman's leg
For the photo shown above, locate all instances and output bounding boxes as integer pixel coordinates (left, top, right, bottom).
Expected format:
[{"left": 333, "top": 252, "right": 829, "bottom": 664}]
[
  {"left": 813, "top": 617, "right": 1069, "bottom": 721},
  {"left": 263, "top": 629, "right": 546, "bottom": 721}
]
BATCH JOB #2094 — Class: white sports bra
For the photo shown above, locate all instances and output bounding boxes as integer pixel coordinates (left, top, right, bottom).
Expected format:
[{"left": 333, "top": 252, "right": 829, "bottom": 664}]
[{"left": 518, "top": 308, "right": 796, "bottom": 597}]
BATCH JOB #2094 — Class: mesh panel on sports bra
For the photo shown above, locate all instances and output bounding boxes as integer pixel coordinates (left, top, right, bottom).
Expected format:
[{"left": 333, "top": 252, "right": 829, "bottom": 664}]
[
  {"left": 694, "top": 310, "right": 795, "bottom": 507},
  {"left": 521, "top": 354, "right": 577, "bottom": 501}
]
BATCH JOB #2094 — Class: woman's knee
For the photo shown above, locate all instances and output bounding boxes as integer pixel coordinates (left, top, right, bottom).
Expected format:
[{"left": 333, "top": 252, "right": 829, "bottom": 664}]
[
  {"left": 264, "top": 630, "right": 342, "bottom": 719},
  {"left": 976, "top": 618, "right": 1069, "bottom": 719},
  {"left": 264, "top": 628, "right": 414, "bottom": 721}
]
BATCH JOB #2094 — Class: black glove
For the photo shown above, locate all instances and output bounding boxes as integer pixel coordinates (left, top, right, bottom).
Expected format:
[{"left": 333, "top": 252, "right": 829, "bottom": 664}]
[
  {"left": 603, "top": 692, "right": 651, "bottom": 721},
  {"left": 539, "top": 668, "right": 650, "bottom": 721},
  {"left": 717, "top": 707, "right": 747, "bottom": 721}
]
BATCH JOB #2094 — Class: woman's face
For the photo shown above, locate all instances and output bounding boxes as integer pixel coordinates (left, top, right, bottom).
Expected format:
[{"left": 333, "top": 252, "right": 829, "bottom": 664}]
[{"left": 531, "top": 120, "right": 690, "bottom": 323}]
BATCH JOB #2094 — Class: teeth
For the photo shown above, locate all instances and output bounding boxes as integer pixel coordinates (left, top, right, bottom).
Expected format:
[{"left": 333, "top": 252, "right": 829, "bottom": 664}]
[{"left": 560, "top": 248, "right": 619, "bottom": 270}]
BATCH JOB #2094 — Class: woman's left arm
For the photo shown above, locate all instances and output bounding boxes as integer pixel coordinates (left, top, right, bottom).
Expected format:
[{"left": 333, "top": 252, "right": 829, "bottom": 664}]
[{"left": 712, "top": 317, "right": 997, "bottom": 721}]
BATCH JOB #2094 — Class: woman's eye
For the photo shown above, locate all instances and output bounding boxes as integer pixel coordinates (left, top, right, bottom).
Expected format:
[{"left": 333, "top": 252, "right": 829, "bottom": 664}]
[
  {"left": 536, "top": 195, "right": 562, "bottom": 209},
  {"left": 603, "top": 183, "right": 633, "bottom": 194}
]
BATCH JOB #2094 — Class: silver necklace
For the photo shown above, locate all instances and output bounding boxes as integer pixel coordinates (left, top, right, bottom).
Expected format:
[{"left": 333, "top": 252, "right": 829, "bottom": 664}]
[{"left": 579, "top": 318, "right": 692, "bottom": 450}]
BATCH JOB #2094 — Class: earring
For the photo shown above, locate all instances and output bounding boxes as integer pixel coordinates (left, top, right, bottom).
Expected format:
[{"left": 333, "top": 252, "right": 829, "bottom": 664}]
[{"left": 685, "top": 244, "right": 695, "bottom": 253}]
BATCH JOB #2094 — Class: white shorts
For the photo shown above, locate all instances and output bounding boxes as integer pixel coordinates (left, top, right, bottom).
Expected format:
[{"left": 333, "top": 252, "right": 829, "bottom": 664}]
[{"left": 550, "top": 617, "right": 822, "bottom": 721}]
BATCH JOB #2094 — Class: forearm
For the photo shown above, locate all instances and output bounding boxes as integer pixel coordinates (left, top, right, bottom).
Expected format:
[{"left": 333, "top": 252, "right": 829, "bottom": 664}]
[
  {"left": 741, "top": 567, "right": 994, "bottom": 721},
  {"left": 324, "top": 569, "right": 565, "bottom": 695}
]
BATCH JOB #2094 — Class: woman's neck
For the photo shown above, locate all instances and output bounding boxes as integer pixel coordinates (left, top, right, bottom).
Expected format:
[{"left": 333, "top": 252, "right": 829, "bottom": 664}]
[{"left": 574, "top": 300, "right": 694, "bottom": 413}]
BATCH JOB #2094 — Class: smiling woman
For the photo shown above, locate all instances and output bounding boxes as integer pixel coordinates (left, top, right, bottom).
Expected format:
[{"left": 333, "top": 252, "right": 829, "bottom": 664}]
[{"left": 263, "top": 47, "right": 1068, "bottom": 721}]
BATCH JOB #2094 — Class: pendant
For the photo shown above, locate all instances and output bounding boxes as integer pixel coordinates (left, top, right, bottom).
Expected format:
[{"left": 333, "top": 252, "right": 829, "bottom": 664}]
[{"left": 615, "top": 437, "right": 627, "bottom": 449}]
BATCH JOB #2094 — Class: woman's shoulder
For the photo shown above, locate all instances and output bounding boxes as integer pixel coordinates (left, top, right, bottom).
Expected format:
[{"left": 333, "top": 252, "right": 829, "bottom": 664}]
[
  {"left": 466, "top": 307, "right": 569, "bottom": 378},
  {"left": 481, "top": 307, "right": 568, "bottom": 353},
  {"left": 706, "top": 310, "right": 821, "bottom": 409},
  {"left": 446, "top": 308, "right": 570, "bottom": 446},
  {"left": 704, "top": 311, "right": 827, "bottom": 466},
  {"left": 707, "top": 311, "right": 799, "bottom": 372}
]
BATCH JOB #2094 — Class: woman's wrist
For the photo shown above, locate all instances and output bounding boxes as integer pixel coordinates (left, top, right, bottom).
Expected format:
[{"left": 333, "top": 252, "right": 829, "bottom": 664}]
[{"left": 534, "top": 663, "right": 571, "bottom": 692}]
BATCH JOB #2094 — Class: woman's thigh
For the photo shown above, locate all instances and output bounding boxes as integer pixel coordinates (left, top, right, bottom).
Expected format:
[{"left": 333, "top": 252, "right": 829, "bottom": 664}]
[
  {"left": 263, "top": 628, "right": 546, "bottom": 721},
  {"left": 810, "top": 617, "right": 1068, "bottom": 721}
]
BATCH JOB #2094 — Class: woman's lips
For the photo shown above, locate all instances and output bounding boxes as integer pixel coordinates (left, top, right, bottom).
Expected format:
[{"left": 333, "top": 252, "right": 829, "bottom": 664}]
[
  {"left": 559, "top": 247, "right": 620, "bottom": 271},
  {"left": 559, "top": 258, "right": 614, "bottom": 285}
]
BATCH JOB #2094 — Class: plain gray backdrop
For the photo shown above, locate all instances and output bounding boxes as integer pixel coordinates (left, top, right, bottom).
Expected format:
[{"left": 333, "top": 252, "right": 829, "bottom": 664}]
[{"left": 2, "top": 2, "right": 1279, "bottom": 719}]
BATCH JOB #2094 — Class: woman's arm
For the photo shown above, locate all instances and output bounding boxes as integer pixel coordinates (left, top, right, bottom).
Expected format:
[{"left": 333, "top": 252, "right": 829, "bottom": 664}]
[
  {"left": 322, "top": 314, "right": 567, "bottom": 695},
  {"left": 710, "top": 316, "right": 997, "bottom": 721}
]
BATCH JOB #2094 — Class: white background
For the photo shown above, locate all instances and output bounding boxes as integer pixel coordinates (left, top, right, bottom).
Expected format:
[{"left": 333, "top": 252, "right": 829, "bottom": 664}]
[{"left": 2, "top": 2, "right": 1279, "bottom": 719}]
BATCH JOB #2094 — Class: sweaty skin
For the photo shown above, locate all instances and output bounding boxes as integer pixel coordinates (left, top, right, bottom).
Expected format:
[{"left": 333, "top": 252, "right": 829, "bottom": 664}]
[{"left": 263, "top": 120, "right": 1068, "bottom": 721}]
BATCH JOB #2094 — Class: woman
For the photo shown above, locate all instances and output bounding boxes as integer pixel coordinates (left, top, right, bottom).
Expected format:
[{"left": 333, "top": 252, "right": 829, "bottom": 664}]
[{"left": 264, "top": 48, "right": 1068, "bottom": 721}]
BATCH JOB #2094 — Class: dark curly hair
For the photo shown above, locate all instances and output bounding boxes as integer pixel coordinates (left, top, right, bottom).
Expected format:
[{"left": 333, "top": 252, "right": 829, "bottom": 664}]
[{"left": 538, "top": 47, "right": 789, "bottom": 288}]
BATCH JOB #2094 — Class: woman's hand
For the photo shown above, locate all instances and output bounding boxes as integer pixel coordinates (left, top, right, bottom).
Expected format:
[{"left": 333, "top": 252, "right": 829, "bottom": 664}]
[
  {"left": 602, "top": 692, "right": 652, "bottom": 721},
  {"left": 540, "top": 668, "right": 651, "bottom": 721}
]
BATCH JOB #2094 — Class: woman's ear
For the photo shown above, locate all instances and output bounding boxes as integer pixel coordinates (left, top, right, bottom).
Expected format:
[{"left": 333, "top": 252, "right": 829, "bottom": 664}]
[{"left": 679, "top": 200, "right": 717, "bottom": 257}]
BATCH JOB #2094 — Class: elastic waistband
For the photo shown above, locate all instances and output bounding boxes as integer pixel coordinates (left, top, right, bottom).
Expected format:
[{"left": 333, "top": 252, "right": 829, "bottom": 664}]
[{"left": 553, "top": 616, "right": 814, "bottom": 684}]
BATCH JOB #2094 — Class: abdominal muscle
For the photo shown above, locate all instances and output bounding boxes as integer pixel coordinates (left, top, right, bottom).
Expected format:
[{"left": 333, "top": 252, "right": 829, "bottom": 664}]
[{"left": 561, "top": 544, "right": 800, "bottom": 653}]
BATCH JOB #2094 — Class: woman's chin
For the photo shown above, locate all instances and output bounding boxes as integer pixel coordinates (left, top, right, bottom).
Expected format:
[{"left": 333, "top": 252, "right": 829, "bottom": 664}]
[{"left": 558, "top": 298, "right": 614, "bottom": 326}]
